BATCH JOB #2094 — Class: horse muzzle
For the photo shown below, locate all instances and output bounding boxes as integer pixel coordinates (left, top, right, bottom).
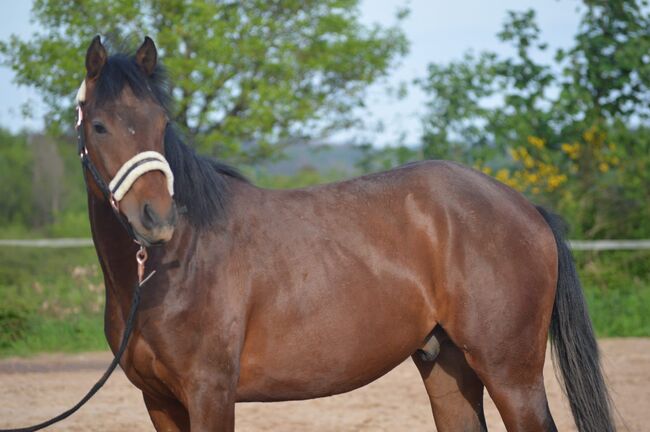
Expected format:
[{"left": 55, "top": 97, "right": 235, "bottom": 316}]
[{"left": 134, "top": 200, "right": 178, "bottom": 246}]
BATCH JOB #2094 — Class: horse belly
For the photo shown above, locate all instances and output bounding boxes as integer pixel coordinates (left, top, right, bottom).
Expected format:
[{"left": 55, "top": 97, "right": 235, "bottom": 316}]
[{"left": 235, "top": 278, "right": 434, "bottom": 402}]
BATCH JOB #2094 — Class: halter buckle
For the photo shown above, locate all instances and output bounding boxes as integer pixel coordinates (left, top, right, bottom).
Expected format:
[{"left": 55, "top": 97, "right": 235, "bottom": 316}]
[{"left": 109, "top": 194, "right": 119, "bottom": 212}]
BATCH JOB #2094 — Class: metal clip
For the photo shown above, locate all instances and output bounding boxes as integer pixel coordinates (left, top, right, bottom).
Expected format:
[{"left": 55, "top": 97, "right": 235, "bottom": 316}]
[
  {"left": 136, "top": 246, "right": 148, "bottom": 284},
  {"left": 110, "top": 194, "right": 120, "bottom": 212}
]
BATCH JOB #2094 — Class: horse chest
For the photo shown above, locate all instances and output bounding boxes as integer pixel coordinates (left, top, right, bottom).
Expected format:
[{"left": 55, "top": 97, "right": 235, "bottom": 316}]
[
  {"left": 124, "top": 333, "right": 181, "bottom": 399},
  {"left": 104, "top": 311, "right": 180, "bottom": 400}
]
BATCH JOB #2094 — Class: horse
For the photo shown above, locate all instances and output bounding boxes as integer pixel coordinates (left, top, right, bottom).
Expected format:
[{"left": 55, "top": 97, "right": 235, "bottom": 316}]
[{"left": 76, "top": 35, "right": 614, "bottom": 432}]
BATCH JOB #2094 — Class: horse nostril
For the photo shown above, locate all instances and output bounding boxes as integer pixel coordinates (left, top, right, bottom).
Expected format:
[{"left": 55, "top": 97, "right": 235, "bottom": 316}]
[{"left": 141, "top": 203, "right": 159, "bottom": 230}]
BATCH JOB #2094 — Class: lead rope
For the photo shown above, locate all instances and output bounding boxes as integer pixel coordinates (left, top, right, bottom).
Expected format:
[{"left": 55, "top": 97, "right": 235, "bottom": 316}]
[{"left": 0, "top": 249, "right": 155, "bottom": 432}]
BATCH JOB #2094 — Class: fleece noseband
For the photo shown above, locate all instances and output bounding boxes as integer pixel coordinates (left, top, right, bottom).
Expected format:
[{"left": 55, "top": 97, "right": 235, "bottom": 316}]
[{"left": 108, "top": 151, "right": 174, "bottom": 201}]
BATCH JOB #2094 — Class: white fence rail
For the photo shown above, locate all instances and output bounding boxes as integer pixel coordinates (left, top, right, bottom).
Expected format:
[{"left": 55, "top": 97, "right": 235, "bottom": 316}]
[
  {"left": 568, "top": 240, "right": 650, "bottom": 251},
  {"left": 1, "top": 238, "right": 650, "bottom": 251},
  {"left": 0, "top": 238, "right": 94, "bottom": 248}
]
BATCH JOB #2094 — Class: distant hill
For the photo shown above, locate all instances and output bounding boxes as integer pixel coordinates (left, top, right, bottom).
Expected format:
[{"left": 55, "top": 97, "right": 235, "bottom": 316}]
[{"left": 259, "top": 142, "right": 364, "bottom": 176}]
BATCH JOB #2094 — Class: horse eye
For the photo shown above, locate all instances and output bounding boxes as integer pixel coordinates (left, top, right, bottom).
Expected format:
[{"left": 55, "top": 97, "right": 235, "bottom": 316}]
[{"left": 93, "top": 122, "right": 107, "bottom": 134}]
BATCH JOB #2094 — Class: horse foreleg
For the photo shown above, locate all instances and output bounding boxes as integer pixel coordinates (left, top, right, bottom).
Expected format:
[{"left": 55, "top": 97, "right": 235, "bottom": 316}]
[
  {"left": 143, "top": 393, "right": 190, "bottom": 432},
  {"left": 185, "top": 382, "right": 236, "bottom": 432},
  {"left": 412, "top": 340, "right": 487, "bottom": 432}
]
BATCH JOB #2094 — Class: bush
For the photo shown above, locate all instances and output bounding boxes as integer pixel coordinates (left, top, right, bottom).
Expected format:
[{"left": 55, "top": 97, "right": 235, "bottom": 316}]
[
  {"left": 0, "top": 247, "right": 105, "bottom": 357},
  {"left": 0, "top": 299, "right": 33, "bottom": 350},
  {"left": 576, "top": 250, "right": 650, "bottom": 337}
]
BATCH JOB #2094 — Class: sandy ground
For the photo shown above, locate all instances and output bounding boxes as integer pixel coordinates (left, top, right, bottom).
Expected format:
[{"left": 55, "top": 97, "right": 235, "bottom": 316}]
[{"left": 0, "top": 339, "right": 647, "bottom": 431}]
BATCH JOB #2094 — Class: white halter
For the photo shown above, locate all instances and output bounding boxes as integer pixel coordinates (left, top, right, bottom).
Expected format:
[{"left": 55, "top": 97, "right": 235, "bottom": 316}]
[
  {"left": 76, "top": 80, "right": 174, "bottom": 204},
  {"left": 109, "top": 151, "right": 174, "bottom": 201}
]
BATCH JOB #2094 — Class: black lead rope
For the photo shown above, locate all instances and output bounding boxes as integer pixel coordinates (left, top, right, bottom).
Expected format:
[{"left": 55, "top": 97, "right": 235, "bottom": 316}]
[
  {"left": 0, "top": 112, "right": 150, "bottom": 431},
  {"left": 0, "top": 273, "right": 154, "bottom": 432}
]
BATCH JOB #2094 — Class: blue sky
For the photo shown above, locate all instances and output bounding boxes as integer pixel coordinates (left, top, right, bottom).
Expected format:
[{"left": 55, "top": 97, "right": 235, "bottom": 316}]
[{"left": 0, "top": 1, "right": 582, "bottom": 146}]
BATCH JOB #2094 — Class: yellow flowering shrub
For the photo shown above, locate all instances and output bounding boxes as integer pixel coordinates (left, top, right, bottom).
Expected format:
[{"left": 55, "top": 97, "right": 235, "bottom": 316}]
[
  {"left": 476, "top": 123, "right": 620, "bottom": 197},
  {"left": 475, "top": 137, "right": 567, "bottom": 195}
]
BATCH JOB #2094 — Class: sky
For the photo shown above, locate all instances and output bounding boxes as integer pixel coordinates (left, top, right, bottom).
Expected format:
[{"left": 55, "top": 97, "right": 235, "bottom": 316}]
[{"left": 0, "top": 0, "right": 583, "bottom": 146}]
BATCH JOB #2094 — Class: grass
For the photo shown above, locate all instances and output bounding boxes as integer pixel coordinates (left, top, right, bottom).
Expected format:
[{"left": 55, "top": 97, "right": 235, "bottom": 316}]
[
  {"left": 575, "top": 250, "right": 650, "bottom": 337},
  {"left": 0, "top": 247, "right": 107, "bottom": 357},
  {"left": 0, "top": 246, "right": 648, "bottom": 358}
]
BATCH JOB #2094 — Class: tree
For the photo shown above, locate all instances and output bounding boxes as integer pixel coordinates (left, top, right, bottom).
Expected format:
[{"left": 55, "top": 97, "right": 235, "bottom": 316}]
[
  {"left": 418, "top": 10, "right": 555, "bottom": 162},
  {"left": 30, "top": 134, "right": 64, "bottom": 227},
  {"left": 418, "top": 1, "right": 650, "bottom": 239},
  {"left": 556, "top": 0, "right": 650, "bottom": 124},
  {"left": 0, "top": 129, "right": 33, "bottom": 227},
  {"left": 0, "top": 0, "right": 408, "bottom": 161}
]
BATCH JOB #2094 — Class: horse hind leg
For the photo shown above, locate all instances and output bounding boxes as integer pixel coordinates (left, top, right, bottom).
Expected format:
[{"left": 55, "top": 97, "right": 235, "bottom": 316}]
[
  {"left": 444, "top": 292, "right": 558, "bottom": 431},
  {"left": 442, "top": 312, "right": 557, "bottom": 431},
  {"left": 412, "top": 335, "right": 488, "bottom": 432}
]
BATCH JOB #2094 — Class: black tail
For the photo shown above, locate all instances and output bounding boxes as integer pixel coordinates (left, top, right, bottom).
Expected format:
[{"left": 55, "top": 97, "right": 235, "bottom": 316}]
[{"left": 536, "top": 206, "right": 615, "bottom": 432}]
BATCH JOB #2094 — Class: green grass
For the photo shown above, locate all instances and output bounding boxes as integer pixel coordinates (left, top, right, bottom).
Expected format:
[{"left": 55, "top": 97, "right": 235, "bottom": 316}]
[
  {"left": 0, "top": 247, "right": 107, "bottom": 357},
  {"left": 0, "top": 246, "right": 648, "bottom": 358},
  {"left": 576, "top": 250, "right": 650, "bottom": 337},
  {"left": 4, "top": 314, "right": 107, "bottom": 356}
]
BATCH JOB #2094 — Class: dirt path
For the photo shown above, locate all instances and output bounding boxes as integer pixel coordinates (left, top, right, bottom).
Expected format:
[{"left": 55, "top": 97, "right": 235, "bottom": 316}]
[{"left": 1, "top": 339, "right": 647, "bottom": 431}]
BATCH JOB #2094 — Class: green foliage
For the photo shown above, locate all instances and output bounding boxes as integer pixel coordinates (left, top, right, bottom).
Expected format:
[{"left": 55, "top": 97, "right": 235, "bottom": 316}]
[
  {"left": 0, "top": 129, "right": 33, "bottom": 225},
  {"left": 556, "top": 0, "right": 650, "bottom": 123},
  {"left": 4, "top": 315, "right": 107, "bottom": 357},
  {"left": 418, "top": 9, "right": 556, "bottom": 163},
  {"left": 355, "top": 142, "right": 420, "bottom": 173},
  {"left": 0, "top": 128, "right": 90, "bottom": 238},
  {"left": 0, "top": 0, "right": 408, "bottom": 161},
  {"left": 577, "top": 250, "right": 650, "bottom": 336},
  {"left": 250, "top": 166, "right": 349, "bottom": 189},
  {"left": 0, "top": 247, "right": 106, "bottom": 357},
  {"left": 0, "top": 298, "right": 33, "bottom": 350},
  {"left": 417, "top": 1, "right": 650, "bottom": 240},
  {"left": 49, "top": 211, "right": 91, "bottom": 238},
  {"left": 419, "top": 51, "right": 501, "bottom": 161}
]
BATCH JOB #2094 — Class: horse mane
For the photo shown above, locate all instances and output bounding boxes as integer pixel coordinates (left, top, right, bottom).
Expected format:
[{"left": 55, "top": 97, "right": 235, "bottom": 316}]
[
  {"left": 93, "top": 52, "right": 248, "bottom": 228},
  {"left": 164, "top": 125, "right": 248, "bottom": 227}
]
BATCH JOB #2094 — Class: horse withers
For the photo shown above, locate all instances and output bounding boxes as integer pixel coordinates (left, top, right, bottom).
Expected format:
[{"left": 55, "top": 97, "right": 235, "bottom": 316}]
[{"left": 78, "top": 35, "right": 614, "bottom": 432}]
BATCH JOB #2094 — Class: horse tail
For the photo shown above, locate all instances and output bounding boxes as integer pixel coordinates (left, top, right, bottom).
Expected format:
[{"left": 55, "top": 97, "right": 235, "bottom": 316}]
[{"left": 536, "top": 206, "right": 615, "bottom": 432}]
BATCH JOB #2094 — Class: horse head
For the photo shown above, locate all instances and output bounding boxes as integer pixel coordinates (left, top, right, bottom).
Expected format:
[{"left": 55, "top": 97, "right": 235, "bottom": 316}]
[{"left": 77, "top": 36, "right": 177, "bottom": 245}]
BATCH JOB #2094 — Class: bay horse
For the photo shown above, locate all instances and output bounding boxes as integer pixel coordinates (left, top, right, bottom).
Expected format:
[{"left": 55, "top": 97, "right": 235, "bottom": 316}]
[{"left": 78, "top": 36, "right": 614, "bottom": 431}]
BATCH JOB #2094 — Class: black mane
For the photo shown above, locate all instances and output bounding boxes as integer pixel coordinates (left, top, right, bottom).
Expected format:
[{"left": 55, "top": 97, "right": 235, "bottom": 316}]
[
  {"left": 164, "top": 125, "right": 248, "bottom": 228},
  {"left": 94, "top": 52, "right": 248, "bottom": 228}
]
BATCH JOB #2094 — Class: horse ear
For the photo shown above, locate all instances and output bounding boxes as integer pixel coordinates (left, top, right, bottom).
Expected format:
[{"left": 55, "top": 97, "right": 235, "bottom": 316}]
[
  {"left": 135, "top": 36, "right": 157, "bottom": 76},
  {"left": 85, "top": 35, "right": 107, "bottom": 81}
]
